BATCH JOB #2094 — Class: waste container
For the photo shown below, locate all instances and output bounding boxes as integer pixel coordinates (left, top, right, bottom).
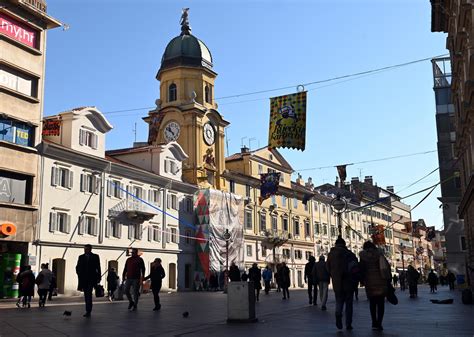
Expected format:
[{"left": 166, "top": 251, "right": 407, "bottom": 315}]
[{"left": 227, "top": 282, "right": 257, "bottom": 323}]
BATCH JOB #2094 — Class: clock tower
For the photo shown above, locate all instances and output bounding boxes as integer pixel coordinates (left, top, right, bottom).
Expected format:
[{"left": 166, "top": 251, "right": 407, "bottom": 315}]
[{"left": 145, "top": 10, "right": 229, "bottom": 190}]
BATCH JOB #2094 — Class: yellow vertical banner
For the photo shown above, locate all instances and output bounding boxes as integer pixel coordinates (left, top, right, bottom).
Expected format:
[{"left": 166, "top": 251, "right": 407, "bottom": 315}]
[{"left": 268, "top": 91, "right": 307, "bottom": 151}]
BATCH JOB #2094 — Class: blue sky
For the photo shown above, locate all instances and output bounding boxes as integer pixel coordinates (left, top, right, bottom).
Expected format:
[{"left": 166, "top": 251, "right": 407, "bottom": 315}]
[{"left": 44, "top": 0, "right": 448, "bottom": 228}]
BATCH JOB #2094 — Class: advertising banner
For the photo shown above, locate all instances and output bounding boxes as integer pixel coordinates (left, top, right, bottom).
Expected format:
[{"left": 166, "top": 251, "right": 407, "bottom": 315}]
[{"left": 0, "top": 13, "right": 37, "bottom": 48}]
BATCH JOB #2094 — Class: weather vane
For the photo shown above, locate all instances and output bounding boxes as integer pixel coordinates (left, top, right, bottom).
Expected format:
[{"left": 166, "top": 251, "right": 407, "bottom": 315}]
[{"left": 180, "top": 8, "right": 191, "bottom": 35}]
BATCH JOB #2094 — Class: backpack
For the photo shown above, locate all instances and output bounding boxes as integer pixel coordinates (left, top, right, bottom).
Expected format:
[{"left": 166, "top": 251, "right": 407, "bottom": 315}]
[{"left": 346, "top": 252, "right": 362, "bottom": 283}]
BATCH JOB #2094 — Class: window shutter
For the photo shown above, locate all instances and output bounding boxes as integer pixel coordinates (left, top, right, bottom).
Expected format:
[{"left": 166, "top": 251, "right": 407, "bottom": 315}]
[
  {"left": 138, "top": 224, "right": 143, "bottom": 240},
  {"left": 79, "top": 129, "right": 84, "bottom": 145},
  {"left": 148, "top": 226, "right": 152, "bottom": 242},
  {"left": 78, "top": 216, "right": 84, "bottom": 235},
  {"left": 118, "top": 222, "right": 122, "bottom": 238},
  {"left": 119, "top": 182, "right": 124, "bottom": 199},
  {"left": 148, "top": 190, "right": 152, "bottom": 203},
  {"left": 164, "top": 160, "right": 169, "bottom": 173},
  {"left": 80, "top": 174, "right": 85, "bottom": 192},
  {"left": 167, "top": 195, "right": 171, "bottom": 209},
  {"left": 166, "top": 228, "right": 170, "bottom": 243},
  {"left": 66, "top": 215, "right": 71, "bottom": 234},
  {"left": 105, "top": 220, "right": 110, "bottom": 238},
  {"left": 93, "top": 218, "right": 98, "bottom": 236},
  {"left": 51, "top": 167, "right": 58, "bottom": 186},
  {"left": 49, "top": 212, "right": 57, "bottom": 232},
  {"left": 126, "top": 185, "right": 130, "bottom": 199},
  {"left": 92, "top": 134, "right": 98, "bottom": 149},
  {"left": 68, "top": 170, "right": 74, "bottom": 189},
  {"left": 128, "top": 225, "right": 133, "bottom": 240},
  {"left": 107, "top": 179, "right": 112, "bottom": 197},
  {"left": 94, "top": 176, "right": 100, "bottom": 194}
]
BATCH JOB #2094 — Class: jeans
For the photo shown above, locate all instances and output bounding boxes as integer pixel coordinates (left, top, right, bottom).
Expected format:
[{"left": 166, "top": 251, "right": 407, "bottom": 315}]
[
  {"left": 264, "top": 280, "right": 271, "bottom": 294},
  {"left": 319, "top": 282, "right": 329, "bottom": 307},
  {"left": 38, "top": 289, "right": 48, "bottom": 305},
  {"left": 369, "top": 295, "right": 385, "bottom": 327},
  {"left": 125, "top": 279, "right": 140, "bottom": 306},
  {"left": 335, "top": 290, "right": 354, "bottom": 326},
  {"left": 282, "top": 287, "right": 289, "bottom": 299},
  {"left": 152, "top": 284, "right": 162, "bottom": 308},
  {"left": 307, "top": 279, "right": 317, "bottom": 304},
  {"left": 84, "top": 285, "right": 94, "bottom": 313}
]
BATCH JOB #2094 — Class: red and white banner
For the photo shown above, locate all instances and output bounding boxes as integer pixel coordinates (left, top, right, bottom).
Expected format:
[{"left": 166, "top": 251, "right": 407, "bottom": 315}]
[{"left": 0, "top": 13, "right": 37, "bottom": 48}]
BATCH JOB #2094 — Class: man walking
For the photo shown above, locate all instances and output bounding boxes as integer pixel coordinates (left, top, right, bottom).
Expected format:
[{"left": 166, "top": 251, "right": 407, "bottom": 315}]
[
  {"left": 262, "top": 266, "right": 272, "bottom": 295},
  {"left": 76, "top": 244, "right": 101, "bottom": 317},
  {"left": 248, "top": 263, "right": 262, "bottom": 301},
  {"left": 304, "top": 256, "right": 317, "bottom": 305},
  {"left": 428, "top": 269, "right": 438, "bottom": 293},
  {"left": 314, "top": 255, "right": 330, "bottom": 310},
  {"left": 327, "top": 237, "right": 358, "bottom": 331},
  {"left": 123, "top": 248, "right": 146, "bottom": 311},
  {"left": 144, "top": 258, "right": 166, "bottom": 311}
]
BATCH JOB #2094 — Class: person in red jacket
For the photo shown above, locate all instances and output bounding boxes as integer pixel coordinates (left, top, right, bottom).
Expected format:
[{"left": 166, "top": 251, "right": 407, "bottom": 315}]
[{"left": 123, "top": 248, "right": 146, "bottom": 311}]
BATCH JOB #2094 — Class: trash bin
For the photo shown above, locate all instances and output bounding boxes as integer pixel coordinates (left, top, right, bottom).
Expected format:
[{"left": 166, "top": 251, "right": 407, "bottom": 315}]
[{"left": 227, "top": 282, "right": 257, "bottom": 323}]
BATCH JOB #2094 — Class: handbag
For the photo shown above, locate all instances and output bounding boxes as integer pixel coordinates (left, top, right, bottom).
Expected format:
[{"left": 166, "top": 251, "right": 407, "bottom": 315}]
[
  {"left": 95, "top": 284, "right": 105, "bottom": 298},
  {"left": 386, "top": 282, "right": 398, "bottom": 305}
]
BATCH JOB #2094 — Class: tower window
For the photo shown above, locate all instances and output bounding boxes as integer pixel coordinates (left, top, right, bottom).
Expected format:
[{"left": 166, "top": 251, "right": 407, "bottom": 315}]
[
  {"left": 205, "top": 85, "right": 211, "bottom": 103},
  {"left": 168, "top": 83, "right": 177, "bottom": 102}
]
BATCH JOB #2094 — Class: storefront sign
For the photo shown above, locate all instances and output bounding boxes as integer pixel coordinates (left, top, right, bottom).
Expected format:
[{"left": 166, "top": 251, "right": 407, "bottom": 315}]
[
  {"left": 0, "top": 13, "right": 37, "bottom": 48},
  {"left": 42, "top": 119, "right": 61, "bottom": 136},
  {"left": 0, "top": 223, "right": 17, "bottom": 236}
]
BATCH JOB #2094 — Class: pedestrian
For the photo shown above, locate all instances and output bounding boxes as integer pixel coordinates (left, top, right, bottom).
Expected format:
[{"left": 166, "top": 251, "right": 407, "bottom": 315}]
[
  {"left": 393, "top": 274, "right": 399, "bottom": 287},
  {"left": 16, "top": 265, "right": 35, "bottom": 308},
  {"left": 280, "top": 262, "right": 291, "bottom": 300},
  {"left": 218, "top": 270, "right": 225, "bottom": 291},
  {"left": 399, "top": 271, "right": 406, "bottom": 291},
  {"left": 447, "top": 270, "right": 456, "bottom": 290},
  {"left": 275, "top": 264, "right": 282, "bottom": 292},
  {"left": 122, "top": 248, "right": 146, "bottom": 311},
  {"left": 428, "top": 269, "right": 438, "bottom": 293},
  {"left": 36, "top": 263, "right": 53, "bottom": 308},
  {"left": 76, "top": 244, "right": 102, "bottom": 317},
  {"left": 305, "top": 256, "right": 317, "bottom": 305},
  {"left": 248, "top": 263, "right": 262, "bottom": 301},
  {"left": 48, "top": 267, "right": 57, "bottom": 301},
  {"left": 439, "top": 274, "right": 445, "bottom": 286},
  {"left": 262, "top": 266, "right": 272, "bottom": 295},
  {"left": 241, "top": 270, "right": 248, "bottom": 282},
  {"left": 107, "top": 267, "right": 119, "bottom": 301},
  {"left": 210, "top": 272, "right": 219, "bottom": 290},
  {"left": 313, "top": 255, "right": 330, "bottom": 311},
  {"left": 327, "top": 237, "right": 357, "bottom": 331},
  {"left": 407, "top": 265, "right": 420, "bottom": 298},
  {"left": 229, "top": 262, "right": 241, "bottom": 282},
  {"left": 144, "top": 258, "right": 166, "bottom": 311},
  {"left": 359, "top": 241, "right": 390, "bottom": 331}
]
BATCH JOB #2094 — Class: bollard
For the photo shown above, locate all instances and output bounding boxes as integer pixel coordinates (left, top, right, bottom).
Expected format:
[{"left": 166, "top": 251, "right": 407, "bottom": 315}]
[{"left": 227, "top": 281, "right": 258, "bottom": 323}]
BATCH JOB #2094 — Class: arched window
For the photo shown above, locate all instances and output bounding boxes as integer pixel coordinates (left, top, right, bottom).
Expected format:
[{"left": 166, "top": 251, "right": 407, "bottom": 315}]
[
  {"left": 205, "top": 85, "right": 210, "bottom": 103},
  {"left": 168, "top": 83, "right": 177, "bottom": 102}
]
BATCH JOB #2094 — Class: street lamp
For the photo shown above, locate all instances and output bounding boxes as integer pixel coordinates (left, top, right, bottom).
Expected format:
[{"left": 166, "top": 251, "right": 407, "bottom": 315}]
[
  {"left": 223, "top": 229, "right": 231, "bottom": 290},
  {"left": 331, "top": 194, "right": 347, "bottom": 237},
  {"left": 400, "top": 242, "right": 405, "bottom": 272}
]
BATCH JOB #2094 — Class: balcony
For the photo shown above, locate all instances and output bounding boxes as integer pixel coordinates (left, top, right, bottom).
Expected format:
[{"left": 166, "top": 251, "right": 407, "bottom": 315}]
[
  {"left": 109, "top": 198, "right": 156, "bottom": 222},
  {"left": 261, "top": 230, "right": 289, "bottom": 249}
]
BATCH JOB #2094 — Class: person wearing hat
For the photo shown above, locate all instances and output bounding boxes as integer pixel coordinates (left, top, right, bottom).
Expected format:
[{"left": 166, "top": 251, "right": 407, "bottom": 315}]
[
  {"left": 144, "top": 258, "right": 166, "bottom": 311},
  {"left": 327, "top": 236, "right": 358, "bottom": 331}
]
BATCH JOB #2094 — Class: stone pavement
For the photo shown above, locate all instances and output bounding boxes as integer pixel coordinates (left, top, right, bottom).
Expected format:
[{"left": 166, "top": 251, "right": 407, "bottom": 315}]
[{"left": 0, "top": 285, "right": 473, "bottom": 337}]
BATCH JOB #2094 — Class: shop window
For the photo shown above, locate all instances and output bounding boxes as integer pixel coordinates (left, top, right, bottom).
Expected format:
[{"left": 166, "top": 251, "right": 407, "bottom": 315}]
[
  {"left": 0, "top": 118, "right": 34, "bottom": 147},
  {"left": 0, "top": 65, "right": 38, "bottom": 97},
  {"left": 0, "top": 170, "right": 32, "bottom": 205}
]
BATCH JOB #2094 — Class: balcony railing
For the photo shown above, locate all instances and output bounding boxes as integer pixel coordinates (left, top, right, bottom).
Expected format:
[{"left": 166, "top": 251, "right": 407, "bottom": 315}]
[{"left": 109, "top": 198, "right": 156, "bottom": 222}]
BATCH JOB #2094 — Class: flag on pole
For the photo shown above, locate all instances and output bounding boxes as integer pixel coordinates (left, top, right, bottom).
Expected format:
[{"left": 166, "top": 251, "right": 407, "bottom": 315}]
[
  {"left": 259, "top": 172, "right": 281, "bottom": 204},
  {"left": 268, "top": 91, "right": 307, "bottom": 151},
  {"left": 336, "top": 165, "right": 347, "bottom": 184}
]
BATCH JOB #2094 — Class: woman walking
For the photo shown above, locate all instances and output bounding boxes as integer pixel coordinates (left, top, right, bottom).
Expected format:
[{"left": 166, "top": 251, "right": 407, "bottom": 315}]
[
  {"left": 144, "top": 258, "right": 166, "bottom": 311},
  {"left": 359, "top": 241, "right": 390, "bottom": 331},
  {"left": 16, "top": 265, "right": 35, "bottom": 308},
  {"left": 407, "top": 265, "right": 420, "bottom": 298},
  {"left": 36, "top": 263, "right": 53, "bottom": 307},
  {"left": 280, "top": 262, "right": 291, "bottom": 300},
  {"left": 248, "top": 263, "right": 262, "bottom": 302},
  {"left": 107, "top": 267, "right": 119, "bottom": 301}
]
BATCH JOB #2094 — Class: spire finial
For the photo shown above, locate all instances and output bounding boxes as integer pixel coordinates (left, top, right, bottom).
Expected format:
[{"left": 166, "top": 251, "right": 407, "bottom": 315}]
[{"left": 180, "top": 8, "right": 191, "bottom": 35}]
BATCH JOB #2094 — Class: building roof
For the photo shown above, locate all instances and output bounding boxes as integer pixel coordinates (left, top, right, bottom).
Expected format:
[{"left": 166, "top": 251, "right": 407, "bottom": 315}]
[{"left": 225, "top": 146, "right": 293, "bottom": 172}]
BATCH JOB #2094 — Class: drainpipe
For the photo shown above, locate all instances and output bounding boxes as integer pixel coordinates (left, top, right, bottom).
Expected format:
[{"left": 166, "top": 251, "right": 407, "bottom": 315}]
[
  {"left": 162, "top": 187, "right": 167, "bottom": 249},
  {"left": 98, "top": 170, "right": 105, "bottom": 244}
]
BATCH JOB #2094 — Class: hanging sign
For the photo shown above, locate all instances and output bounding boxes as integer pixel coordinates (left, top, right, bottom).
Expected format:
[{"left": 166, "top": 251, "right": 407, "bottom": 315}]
[
  {"left": 0, "top": 223, "right": 17, "bottom": 237},
  {"left": 0, "top": 13, "right": 38, "bottom": 48},
  {"left": 268, "top": 91, "right": 307, "bottom": 151},
  {"left": 371, "top": 224, "right": 386, "bottom": 245}
]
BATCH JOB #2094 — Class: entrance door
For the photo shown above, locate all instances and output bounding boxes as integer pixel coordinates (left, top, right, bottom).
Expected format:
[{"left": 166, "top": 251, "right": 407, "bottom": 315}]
[
  {"left": 169, "top": 263, "right": 176, "bottom": 289},
  {"left": 297, "top": 270, "right": 303, "bottom": 288},
  {"left": 52, "top": 258, "right": 66, "bottom": 294},
  {"left": 184, "top": 264, "right": 191, "bottom": 289}
]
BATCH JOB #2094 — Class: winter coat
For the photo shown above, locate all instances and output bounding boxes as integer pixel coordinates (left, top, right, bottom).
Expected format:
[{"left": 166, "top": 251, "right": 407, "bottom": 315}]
[
  {"left": 305, "top": 261, "right": 315, "bottom": 283},
  {"left": 248, "top": 266, "right": 262, "bottom": 290},
  {"left": 76, "top": 253, "right": 101, "bottom": 291},
  {"left": 359, "top": 248, "right": 388, "bottom": 297},
  {"left": 144, "top": 265, "right": 166, "bottom": 290},
  {"left": 17, "top": 270, "right": 35, "bottom": 296},
  {"left": 407, "top": 267, "right": 420, "bottom": 286},
  {"left": 37, "top": 269, "right": 53, "bottom": 290},
  {"left": 326, "top": 245, "right": 356, "bottom": 293},
  {"left": 428, "top": 272, "right": 438, "bottom": 286},
  {"left": 229, "top": 265, "right": 241, "bottom": 282},
  {"left": 107, "top": 271, "right": 119, "bottom": 291},
  {"left": 313, "top": 260, "right": 330, "bottom": 283},
  {"left": 280, "top": 266, "right": 291, "bottom": 288}
]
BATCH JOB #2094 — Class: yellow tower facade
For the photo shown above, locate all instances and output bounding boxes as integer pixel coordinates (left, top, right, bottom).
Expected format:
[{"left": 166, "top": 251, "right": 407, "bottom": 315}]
[{"left": 145, "top": 12, "right": 229, "bottom": 190}]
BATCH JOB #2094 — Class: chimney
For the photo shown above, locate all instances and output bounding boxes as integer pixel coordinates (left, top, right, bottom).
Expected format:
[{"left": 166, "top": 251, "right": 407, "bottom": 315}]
[
  {"left": 296, "top": 173, "right": 303, "bottom": 185},
  {"left": 241, "top": 146, "right": 250, "bottom": 153},
  {"left": 364, "top": 176, "right": 373, "bottom": 185},
  {"left": 305, "top": 177, "right": 314, "bottom": 189},
  {"left": 387, "top": 186, "right": 394, "bottom": 193},
  {"left": 351, "top": 177, "right": 359, "bottom": 183}
]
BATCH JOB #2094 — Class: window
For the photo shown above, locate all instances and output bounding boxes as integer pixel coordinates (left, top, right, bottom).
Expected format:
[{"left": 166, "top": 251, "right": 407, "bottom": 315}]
[
  {"left": 293, "top": 198, "right": 298, "bottom": 209},
  {"left": 272, "top": 216, "right": 278, "bottom": 232},
  {"left": 246, "top": 185, "right": 251, "bottom": 197},
  {"left": 322, "top": 224, "right": 328, "bottom": 235},
  {"left": 147, "top": 224, "right": 160, "bottom": 242},
  {"left": 314, "top": 222, "right": 320, "bottom": 235},
  {"left": 461, "top": 236, "right": 467, "bottom": 251},
  {"left": 330, "top": 226, "right": 336, "bottom": 238},
  {"left": 131, "top": 186, "right": 142, "bottom": 199},
  {"left": 304, "top": 202, "right": 308, "bottom": 212},
  {"left": 0, "top": 65, "right": 38, "bottom": 97},
  {"left": 281, "top": 195, "right": 287, "bottom": 207},
  {"left": 205, "top": 85, "right": 210, "bottom": 103},
  {"left": 294, "top": 219, "right": 300, "bottom": 236},
  {"left": 48, "top": 212, "right": 71, "bottom": 234},
  {"left": 322, "top": 205, "right": 326, "bottom": 213},
  {"left": 345, "top": 227, "right": 351, "bottom": 239},
  {"left": 170, "top": 227, "right": 178, "bottom": 243},
  {"left": 51, "top": 166, "right": 73, "bottom": 189},
  {"left": 230, "top": 180, "right": 235, "bottom": 193},
  {"left": 79, "top": 129, "right": 98, "bottom": 149},
  {"left": 258, "top": 164, "right": 263, "bottom": 174},
  {"left": 295, "top": 250, "right": 302, "bottom": 259},
  {"left": 245, "top": 210, "right": 253, "bottom": 229},
  {"left": 351, "top": 213, "right": 354, "bottom": 221},
  {"left": 80, "top": 173, "right": 99, "bottom": 194},
  {"left": 185, "top": 198, "right": 193, "bottom": 213},
  {"left": 260, "top": 212, "right": 266, "bottom": 232},
  {"left": 280, "top": 173, "right": 285, "bottom": 182},
  {"left": 271, "top": 195, "right": 276, "bottom": 204},
  {"left": 246, "top": 245, "right": 253, "bottom": 257},
  {"left": 106, "top": 220, "right": 122, "bottom": 239},
  {"left": 450, "top": 131, "right": 456, "bottom": 142},
  {"left": 148, "top": 189, "right": 161, "bottom": 205},
  {"left": 363, "top": 222, "right": 368, "bottom": 234},
  {"left": 168, "top": 83, "right": 177, "bottom": 102},
  {"left": 269, "top": 154, "right": 273, "bottom": 160},
  {"left": 262, "top": 248, "right": 267, "bottom": 257},
  {"left": 305, "top": 251, "right": 312, "bottom": 260},
  {"left": 185, "top": 229, "right": 192, "bottom": 244},
  {"left": 283, "top": 217, "right": 288, "bottom": 231},
  {"left": 79, "top": 216, "right": 98, "bottom": 236},
  {"left": 0, "top": 170, "right": 32, "bottom": 205},
  {"left": 167, "top": 194, "right": 178, "bottom": 210},
  {"left": 107, "top": 179, "right": 123, "bottom": 199},
  {"left": 305, "top": 222, "right": 310, "bottom": 237},
  {"left": 282, "top": 249, "right": 290, "bottom": 258},
  {"left": 128, "top": 224, "right": 143, "bottom": 240},
  {"left": 0, "top": 118, "right": 34, "bottom": 147}
]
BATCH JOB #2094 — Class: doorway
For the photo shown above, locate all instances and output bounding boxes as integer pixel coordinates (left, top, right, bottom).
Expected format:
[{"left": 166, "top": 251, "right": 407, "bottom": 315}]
[
  {"left": 169, "top": 263, "right": 176, "bottom": 289},
  {"left": 52, "top": 258, "right": 66, "bottom": 294}
]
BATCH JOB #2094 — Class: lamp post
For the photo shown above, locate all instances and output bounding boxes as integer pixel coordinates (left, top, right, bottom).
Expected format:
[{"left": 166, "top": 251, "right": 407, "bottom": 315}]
[
  {"left": 223, "top": 229, "right": 231, "bottom": 291},
  {"left": 400, "top": 242, "right": 405, "bottom": 272},
  {"left": 331, "top": 194, "right": 347, "bottom": 237}
]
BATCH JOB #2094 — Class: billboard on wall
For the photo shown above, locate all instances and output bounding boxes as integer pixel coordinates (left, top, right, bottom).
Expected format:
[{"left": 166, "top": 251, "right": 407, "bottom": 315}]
[
  {"left": 0, "top": 13, "right": 38, "bottom": 48},
  {"left": 42, "top": 120, "right": 61, "bottom": 136}
]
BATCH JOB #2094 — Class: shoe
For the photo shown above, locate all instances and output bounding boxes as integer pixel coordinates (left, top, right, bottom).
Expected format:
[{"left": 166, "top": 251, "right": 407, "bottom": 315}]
[
  {"left": 153, "top": 304, "right": 161, "bottom": 311},
  {"left": 128, "top": 301, "right": 134, "bottom": 310},
  {"left": 16, "top": 302, "right": 20, "bottom": 308},
  {"left": 336, "top": 315, "right": 343, "bottom": 330},
  {"left": 109, "top": 296, "right": 113, "bottom": 302},
  {"left": 27, "top": 303, "right": 31, "bottom": 308},
  {"left": 321, "top": 305, "right": 327, "bottom": 311},
  {"left": 282, "top": 297, "right": 286, "bottom": 300},
  {"left": 346, "top": 325, "right": 353, "bottom": 330},
  {"left": 309, "top": 300, "right": 312, "bottom": 305},
  {"left": 132, "top": 305, "right": 137, "bottom": 311},
  {"left": 313, "top": 302, "right": 317, "bottom": 306},
  {"left": 83, "top": 312, "right": 91, "bottom": 318}
]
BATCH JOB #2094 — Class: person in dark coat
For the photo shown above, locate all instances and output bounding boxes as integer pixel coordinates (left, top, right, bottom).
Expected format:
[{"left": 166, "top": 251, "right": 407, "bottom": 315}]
[
  {"left": 122, "top": 248, "right": 146, "bottom": 311},
  {"left": 392, "top": 274, "right": 399, "bottom": 287},
  {"left": 248, "top": 263, "right": 262, "bottom": 301},
  {"left": 16, "top": 265, "right": 35, "bottom": 308},
  {"left": 241, "top": 270, "right": 248, "bottom": 282},
  {"left": 407, "top": 265, "right": 420, "bottom": 298},
  {"left": 209, "top": 272, "right": 219, "bottom": 290},
  {"left": 76, "top": 244, "right": 102, "bottom": 317},
  {"left": 48, "top": 268, "right": 57, "bottom": 301},
  {"left": 327, "top": 237, "right": 357, "bottom": 331},
  {"left": 359, "top": 241, "right": 390, "bottom": 331},
  {"left": 107, "top": 268, "right": 119, "bottom": 301},
  {"left": 305, "top": 256, "right": 317, "bottom": 305},
  {"left": 313, "top": 255, "right": 330, "bottom": 310},
  {"left": 229, "top": 262, "right": 241, "bottom": 282},
  {"left": 275, "top": 264, "right": 282, "bottom": 292},
  {"left": 280, "top": 262, "right": 291, "bottom": 300},
  {"left": 447, "top": 270, "right": 456, "bottom": 290},
  {"left": 262, "top": 266, "right": 272, "bottom": 295},
  {"left": 399, "top": 271, "right": 406, "bottom": 291},
  {"left": 144, "top": 258, "right": 166, "bottom": 311},
  {"left": 428, "top": 269, "right": 438, "bottom": 293}
]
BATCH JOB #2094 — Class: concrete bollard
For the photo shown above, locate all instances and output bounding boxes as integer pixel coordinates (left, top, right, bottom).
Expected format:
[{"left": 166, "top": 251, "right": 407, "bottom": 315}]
[{"left": 227, "top": 281, "right": 258, "bottom": 323}]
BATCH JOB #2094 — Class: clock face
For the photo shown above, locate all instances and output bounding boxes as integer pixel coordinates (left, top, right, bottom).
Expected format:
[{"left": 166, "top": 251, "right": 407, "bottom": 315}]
[
  {"left": 203, "top": 122, "right": 216, "bottom": 145},
  {"left": 163, "top": 121, "right": 180, "bottom": 142}
]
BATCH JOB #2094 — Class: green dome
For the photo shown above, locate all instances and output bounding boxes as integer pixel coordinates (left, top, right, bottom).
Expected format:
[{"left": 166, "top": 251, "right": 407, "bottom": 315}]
[{"left": 159, "top": 34, "right": 213, "bottom": 75}]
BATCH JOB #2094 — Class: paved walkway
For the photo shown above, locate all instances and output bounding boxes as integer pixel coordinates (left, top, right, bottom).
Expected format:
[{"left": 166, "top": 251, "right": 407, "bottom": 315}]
[{"left": 0, "top": 285, "right": 473, "bottom": 336}]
